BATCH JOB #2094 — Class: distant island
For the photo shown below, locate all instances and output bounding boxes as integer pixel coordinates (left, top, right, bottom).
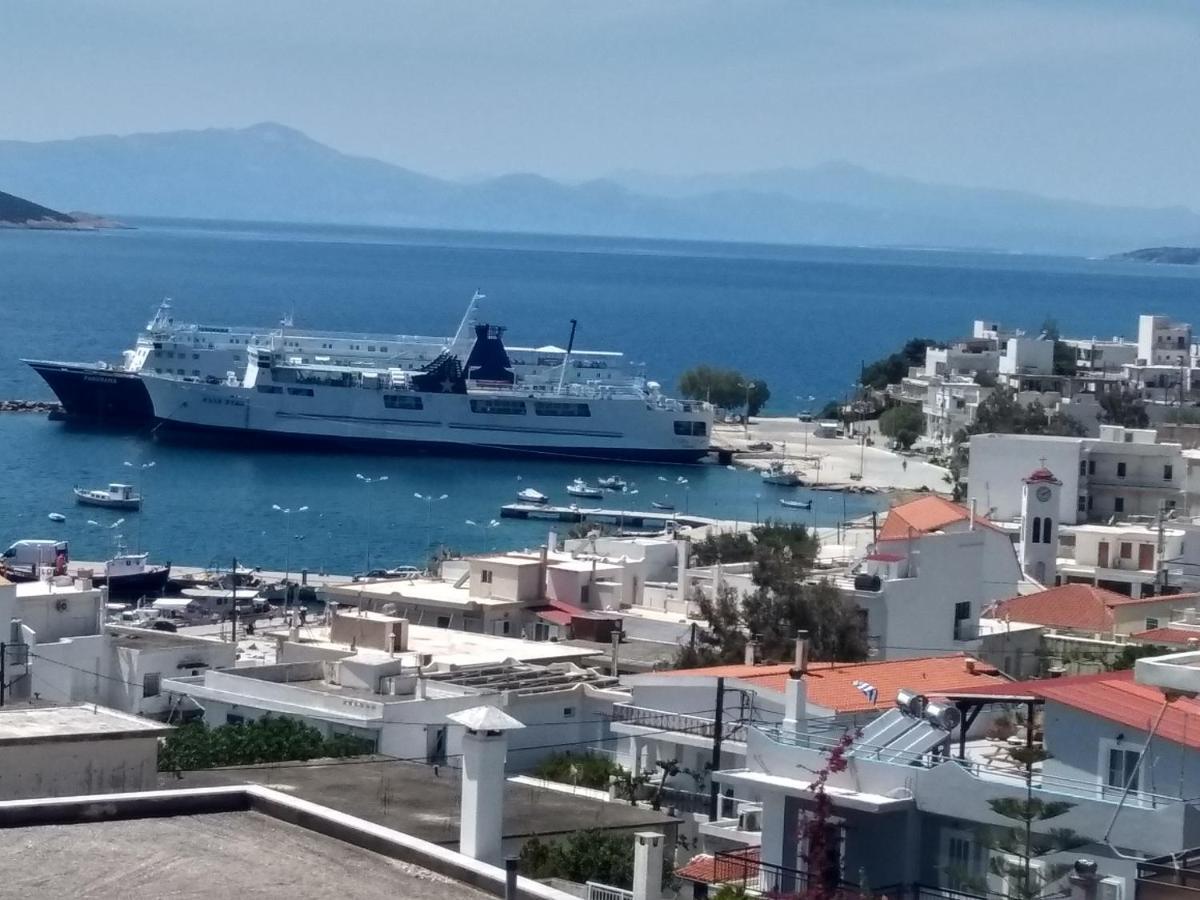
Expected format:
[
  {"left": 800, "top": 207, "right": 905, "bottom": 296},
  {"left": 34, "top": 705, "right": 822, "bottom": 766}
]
[
  {"left": 1111, "top": 246, "right": 1200, "bottom": 265},
  {"left": 0, "top": 188, "right": 125, "bottom": 230},
  {"left": 2, "top": 122, "right": 1200, "bottom": 254}
]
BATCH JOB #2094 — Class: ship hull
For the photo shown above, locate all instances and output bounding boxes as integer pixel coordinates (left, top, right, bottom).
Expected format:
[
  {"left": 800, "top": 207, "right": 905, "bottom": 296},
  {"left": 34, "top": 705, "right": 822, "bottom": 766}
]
[
  {"left": 143, "top": 375, "right": 711, "bottom": 464},
  {"left": 24, "top": 360, "right": 153, "bottom": 424}
]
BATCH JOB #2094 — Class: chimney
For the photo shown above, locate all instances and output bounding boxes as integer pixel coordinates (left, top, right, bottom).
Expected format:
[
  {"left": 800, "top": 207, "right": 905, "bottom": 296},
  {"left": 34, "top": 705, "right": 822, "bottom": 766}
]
[
  {"left": 964, "top": 658, "right": 976, "bottom": 674},
  {"left": 783, "top": 669, "right": 807, "bottom": 736},
  {"left": 744, "top": 638, "right": 759, "bottom": 667},
  {"left": 632, "top": 832, "right": 665, "bottom": 900},
  {"left": 1068, "top": 860, "right": 1099, "bottom": 900},
  {"left": 675, "top": 538, "right": 689, "bottom": 604},
  {"left": 450, "top": 706, "right": 525, "bottom": 866},
  {"left": 794, "top": 631, "right": 809, "bottom": 673},
  {"left": 538, "top": 545, "right": 548, "bottom": 604}
]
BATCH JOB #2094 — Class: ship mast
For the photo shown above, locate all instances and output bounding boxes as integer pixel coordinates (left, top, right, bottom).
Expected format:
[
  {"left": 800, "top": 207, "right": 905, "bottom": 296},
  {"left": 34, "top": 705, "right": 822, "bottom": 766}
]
[{"left": 556, "top": 319, "right": 578, "bottom": 394}]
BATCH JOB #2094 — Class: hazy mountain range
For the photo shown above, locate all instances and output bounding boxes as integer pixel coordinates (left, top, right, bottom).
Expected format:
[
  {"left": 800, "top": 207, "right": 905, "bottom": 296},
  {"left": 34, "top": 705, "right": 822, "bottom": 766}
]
[{"left": 2, "top": 122, "right": 1198, "bottom": 254}]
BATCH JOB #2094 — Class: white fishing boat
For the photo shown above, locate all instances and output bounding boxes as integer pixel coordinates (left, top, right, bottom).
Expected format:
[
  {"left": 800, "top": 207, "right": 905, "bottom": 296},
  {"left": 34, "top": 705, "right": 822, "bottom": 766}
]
[
  {"left": 73, "top": 483, "right": 142, "bottom": 510},
  {"left": 779, "top": 498, "right": 812, "bottom": 510},
  {"left": 517, "top": 487, "right": 548, "bottom": 504},
  {"left": 651, "top": 499, "right": 675, "bottom": 511},
  {"left": 598, "top": 475, "right": 627, "bottom": 490},
  {"left": 566, "top": 479, "right": 604, "bottom": 498},
  {"left": 760, "top": 461, "right": 803, "bottom": 487}
]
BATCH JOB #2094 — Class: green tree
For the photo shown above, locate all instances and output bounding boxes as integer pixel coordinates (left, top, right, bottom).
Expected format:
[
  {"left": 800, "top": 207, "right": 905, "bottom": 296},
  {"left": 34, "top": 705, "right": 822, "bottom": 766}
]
[
  {"left": 533, "top": 752, "right": 627, "bottom": 790},
  {"left": 690, "top": 531, "right": 755, "bottom": 566},
  {"left": 968, "top": 389, "right": 1086, "bottom": 438},
  {"left": 860, "top": 338, "right": 940, "bottom": 390},
  {"left": 1110, "top": 644, "right": 1169, "bottom": 671},
  {"left": 1098, "top": 390, "right": 1150, "bottom": 429},
  {"left": 519, "top": 830, "right": 674, "bottom": 890},
  {"left": 678, "top": 366, "right": 769, "bottom": 414},
  {"left": 878, "top": 405, "right": 924, "bottom": 448},
  {"left": 158, "top": 716, "right": 373, "bottom": 772},
  {"left": 976, "top": 794, "right": 1090, "bottom": 900},
  {"left": 1040, "top": 318, "right": 1078, "bottom": 377}
]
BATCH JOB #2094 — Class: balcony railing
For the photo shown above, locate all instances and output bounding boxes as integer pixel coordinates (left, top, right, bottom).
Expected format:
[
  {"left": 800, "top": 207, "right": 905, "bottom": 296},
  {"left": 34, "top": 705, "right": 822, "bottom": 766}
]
[
  {"left": 757, "top": 725, "right": 1182, "bottom": 808},
  {"left": 610, "top": 704, "right": 747, "bottom": 742}
]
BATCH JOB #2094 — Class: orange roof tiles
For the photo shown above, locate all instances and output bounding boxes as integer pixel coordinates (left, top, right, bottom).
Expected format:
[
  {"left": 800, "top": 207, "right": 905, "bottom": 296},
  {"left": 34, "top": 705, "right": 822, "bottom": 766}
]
[
  {"left": 1131, "top": 627, "right": 1200, "bottom": 647},
  {"left": 876, "top": 495, "right": 997, "bottom": 542},
  {"left": 676, "top": 849, "right": 760, "bottom": 885},
  {"left": 1018, "top": 669, "right": 1200, "bottom": 750},
  {"left": 988, "top": 584, "right": 1176, "bottom": 633},
  {"left": 663, "top": 653, "right": 1010, "bottom": 714}
]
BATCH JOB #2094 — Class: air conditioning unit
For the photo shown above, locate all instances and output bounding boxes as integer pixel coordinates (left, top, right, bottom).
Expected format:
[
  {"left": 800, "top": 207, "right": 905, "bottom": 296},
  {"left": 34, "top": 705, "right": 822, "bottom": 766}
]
[
  {"left": 737, "top": 809, "right": 762, "bottom": 832},
  {"left": 1099, "top": 876, "right": 1125, "bottom": 900}
]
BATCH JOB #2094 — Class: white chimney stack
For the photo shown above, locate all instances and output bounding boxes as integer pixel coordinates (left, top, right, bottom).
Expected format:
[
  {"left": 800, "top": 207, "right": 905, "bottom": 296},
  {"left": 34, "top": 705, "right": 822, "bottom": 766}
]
[
  {"left": 448, "top": 706, "right": 525, "bottom": 866},
  {"left": 794, "top": 632, "right": 809, "bottom": 672},
  {"left": 632, "top": 832, "right": 665, "bottom": 900},
  {"left": 744, "top": 638, "right": 758, "bottom": 667}
]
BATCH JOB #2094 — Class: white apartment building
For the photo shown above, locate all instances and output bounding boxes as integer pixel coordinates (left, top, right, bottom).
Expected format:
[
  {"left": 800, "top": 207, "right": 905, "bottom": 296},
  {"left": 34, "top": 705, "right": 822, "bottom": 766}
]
[
  {"left": 923, "top": 378, "right": 993, "bottom": 445},
  {"left": 164, "top": 609, "right": 623, "bottom": 770},
  {"left": 704, "top": 663, "right": 1200, "bottom": 894},
  {"left": 824, "top": 495, "right": 1023, "bottom": 658},
  {"left": 968, "top": 426, "right": 1186, "bottom": 524},
  {"left": 1061, "top": 335, "right": 1138, "bottom": 373},
  {"left": 1125, "top": 314, "right": 1198, "bottom": 403}
]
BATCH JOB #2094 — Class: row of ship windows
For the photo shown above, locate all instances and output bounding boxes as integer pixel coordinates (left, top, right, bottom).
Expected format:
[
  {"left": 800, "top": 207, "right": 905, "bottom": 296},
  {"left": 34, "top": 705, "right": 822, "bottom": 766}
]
[
  {"left": 155, "top": 351, "right": 241, "bottom": 362},
  {"left": 252, "top": 389, "right": 606, "bottom": 419},
  {"left": 674, "top": 421, "right": 708, "bottom": 436}
]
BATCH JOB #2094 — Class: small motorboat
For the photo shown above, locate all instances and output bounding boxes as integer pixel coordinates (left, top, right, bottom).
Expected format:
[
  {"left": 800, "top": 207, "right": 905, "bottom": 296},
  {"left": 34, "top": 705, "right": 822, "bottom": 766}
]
[
  {"left": 651, "top": 500, "right": 675, "bottom": 511},
  {"left": 93, "top": 553, "right": 171, "bottom": 599},
  {"left": 517, "top": 488, "right": 549, "bottom": 504},
  {"left": 760, "top": 461, "right": 804, "bottom": 487},
  {"left": 47, "top": 513, "right": 66, "bottom": 523},
  {"left": 779, "top": 498, "right": 812, "bottom": 510},
  {"left": 598, "top": 475, "right": 627, "bottom": 491},
  {"left": 74, "top": 483, "right": 142, "bottom": 510},
  {"left": 566, "top": 479, "right": 604, "bottom": 499}
]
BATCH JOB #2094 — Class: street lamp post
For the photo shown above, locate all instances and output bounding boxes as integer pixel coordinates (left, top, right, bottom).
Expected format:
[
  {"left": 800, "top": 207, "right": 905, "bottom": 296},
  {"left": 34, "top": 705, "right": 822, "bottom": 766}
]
[
  {"left": 271, "top": 504, "right": 309, "bottom": 582},
  {"left": 356, "top": 473, "right": 389, "bottom": 573},
  {"left": 123, "top": 460, "right": 156, "bottom": 551},
  {"left": 464, "top": 518, "right": 500, "bottom": 551},
  {"left": 414, "top": 493, "right": 449, "bottom": 563}
]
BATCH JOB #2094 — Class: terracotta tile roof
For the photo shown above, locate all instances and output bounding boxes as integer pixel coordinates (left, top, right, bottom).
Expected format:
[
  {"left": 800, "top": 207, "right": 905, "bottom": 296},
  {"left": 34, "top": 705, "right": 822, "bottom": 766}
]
[
  {"left": 876, "top": 495, "right": 997, "bottom": 542},
  {"left": 1131, "top": 627, "right": 1200, "bottom": 647},
  {"left": 676, "top": 849, "right": 760, "bottom": 885},
  {"left": 1015, "top": 669, "right": 1200, "bottom": 751},
  {"left": 987, "top": 584, "right": 1180, "bottom": 633},
  {"left": 663, "top": 653, "right": 1010, "bottom": 714}
]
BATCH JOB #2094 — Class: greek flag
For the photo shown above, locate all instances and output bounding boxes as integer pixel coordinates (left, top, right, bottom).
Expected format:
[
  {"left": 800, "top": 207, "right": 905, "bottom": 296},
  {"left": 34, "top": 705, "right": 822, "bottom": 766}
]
[{"left": 852, "top": 680, "right": 878, "bottom": 704}]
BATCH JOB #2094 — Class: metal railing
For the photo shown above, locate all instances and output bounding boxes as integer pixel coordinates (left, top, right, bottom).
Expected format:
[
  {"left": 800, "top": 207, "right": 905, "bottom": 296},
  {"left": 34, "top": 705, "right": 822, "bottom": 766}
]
[
  {"left": 756, "top": 725, "right": 1182, "bottom": 808},
  {"left": 609, "top": 704, "right": 747, "bottom": 742},
  {"left": 585, "top": 882, "right": 633, "bottom": 900}
]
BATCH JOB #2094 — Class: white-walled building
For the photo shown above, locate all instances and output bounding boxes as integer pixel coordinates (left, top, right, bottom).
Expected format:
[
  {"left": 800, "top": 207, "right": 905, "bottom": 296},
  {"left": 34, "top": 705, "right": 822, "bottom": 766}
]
[
  {"left": 828, "top": 495, "right": 1024, "bottom": 658},
  {"left": 0, "top": 704, "right": 169, "bottom": 800},
  {"left": 968, "top": 426, "right": 1186, "bottom": 524},
  {"left": 163, "top": 609, "right": 622, "bottom": 770}
]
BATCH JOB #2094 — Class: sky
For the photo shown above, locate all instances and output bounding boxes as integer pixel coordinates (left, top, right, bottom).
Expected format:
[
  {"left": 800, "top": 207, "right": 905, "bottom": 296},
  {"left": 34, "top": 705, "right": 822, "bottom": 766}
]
[{"left": 3, "top": 1, "right": 1200, "bottom": 209}]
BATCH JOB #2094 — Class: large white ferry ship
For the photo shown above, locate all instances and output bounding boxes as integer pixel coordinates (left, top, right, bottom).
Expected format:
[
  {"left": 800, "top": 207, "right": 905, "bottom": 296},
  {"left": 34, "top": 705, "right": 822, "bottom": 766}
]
[
  {"left": 25, "top": 294, "right": 634, "bottom": 424},
  {"left": 141, "top": 322, "right": 712, "bottom": 462}
]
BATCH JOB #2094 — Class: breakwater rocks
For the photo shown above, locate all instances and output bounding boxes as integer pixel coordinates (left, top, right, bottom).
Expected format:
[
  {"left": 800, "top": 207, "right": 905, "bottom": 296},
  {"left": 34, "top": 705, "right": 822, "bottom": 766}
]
[{"left": 0, "top": 399, "right": 62, "bottom": 413}]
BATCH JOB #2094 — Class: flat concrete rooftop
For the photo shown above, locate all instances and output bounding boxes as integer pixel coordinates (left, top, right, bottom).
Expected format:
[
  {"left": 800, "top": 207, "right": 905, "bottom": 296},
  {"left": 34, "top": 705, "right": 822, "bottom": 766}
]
[
  {"left": 167, "top": 758, "right": 677, "bottom": 846},
  {"left": 0, "top": 810, "right": 489, "bottom": 899},
  {"left": 0, "top": 704, "right": 170, "bottom": 744}
]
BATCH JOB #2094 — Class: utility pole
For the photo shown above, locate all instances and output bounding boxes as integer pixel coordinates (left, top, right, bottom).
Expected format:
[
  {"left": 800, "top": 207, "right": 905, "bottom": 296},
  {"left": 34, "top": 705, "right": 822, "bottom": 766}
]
[
  {"left": 708, "top": 676, "right": 725, "bottom": 821},
  {"left": 0, "top": 642, "right": 7, "bottom": 707},
  {"left": 1156, "top": 500, "right": 1168, "bottom": 594},
  {"left": 230, "top": 556, "right": 238, "bottom": 644}
]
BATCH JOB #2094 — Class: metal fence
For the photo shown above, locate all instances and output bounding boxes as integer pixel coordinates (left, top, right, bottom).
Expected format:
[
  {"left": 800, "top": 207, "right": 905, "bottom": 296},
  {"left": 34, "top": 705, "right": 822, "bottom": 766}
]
[{"left": 585, "top": 881, "right": 633, "bottom": 900}]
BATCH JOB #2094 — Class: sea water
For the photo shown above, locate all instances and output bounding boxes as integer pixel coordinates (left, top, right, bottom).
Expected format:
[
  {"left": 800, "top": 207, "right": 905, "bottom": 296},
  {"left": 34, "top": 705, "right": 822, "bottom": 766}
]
[{"left": 1, "top": 219, "right": 1196, "bottom": 570}]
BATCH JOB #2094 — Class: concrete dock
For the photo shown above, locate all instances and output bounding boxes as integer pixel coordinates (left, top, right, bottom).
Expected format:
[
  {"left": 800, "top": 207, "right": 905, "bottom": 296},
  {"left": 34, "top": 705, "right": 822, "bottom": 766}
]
[{"left": 499, "top": 502, "right": 713, "bottom": 529}]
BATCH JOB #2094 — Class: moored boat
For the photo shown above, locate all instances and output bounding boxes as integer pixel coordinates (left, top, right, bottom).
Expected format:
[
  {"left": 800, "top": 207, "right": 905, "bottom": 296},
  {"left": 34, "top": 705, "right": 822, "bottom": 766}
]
[
  {"left": 779, "top": 498, "right": 812, "bottom": 510},
  {"left": 760, "top": 461, "right": 804, "bottom": 487},
  {"left": 93, "top": 553, "right": 171, "bottom": 599},
  {"left": 651, "top": 500, "right": 675, "bottom": 511},
  {"left": 74, "top": 483, "right": 142, "bottom": 510},
  {"left": 598, "top": 475, "right": 627, "bottom": 490},
  {"left": 566, "top": 479, "right": 604, "bottom": 498},
  {"left": 517, "top": 488, "right": 548, "bottom": 504}
]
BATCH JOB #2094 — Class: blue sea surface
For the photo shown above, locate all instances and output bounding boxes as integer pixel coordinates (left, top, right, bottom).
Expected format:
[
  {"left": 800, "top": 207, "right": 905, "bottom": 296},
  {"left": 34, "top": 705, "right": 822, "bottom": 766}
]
[{"left": 1, "top": 219, "right": 1197, "bottom": 570}]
